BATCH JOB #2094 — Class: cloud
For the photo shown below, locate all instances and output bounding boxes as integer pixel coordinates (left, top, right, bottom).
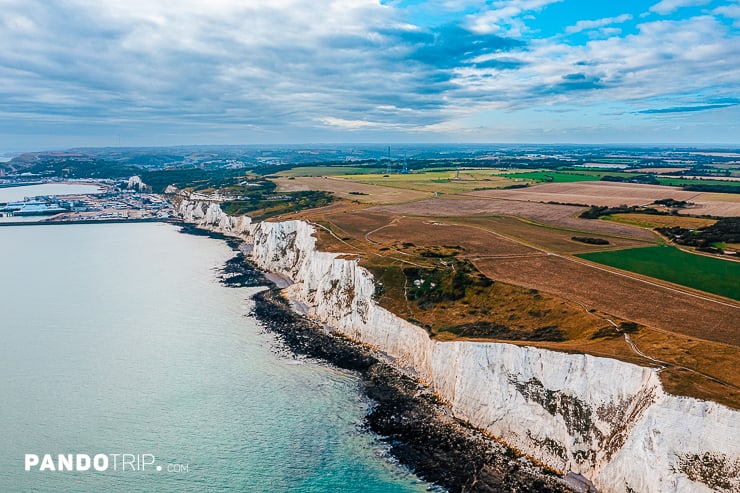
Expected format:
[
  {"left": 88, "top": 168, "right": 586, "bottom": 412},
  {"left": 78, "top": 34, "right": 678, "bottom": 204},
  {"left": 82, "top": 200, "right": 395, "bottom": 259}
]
[
  {"left": 454, "top": 15, "right": 740, "bottom": 107},
  {"left": 465, "top": 0, "right": 563, "bottom": 35},
  {"left": 0, "top": 0, "right": 738, "bottom": 146},
  {"left": 566, "top": 14, "right": 633, "bottom": 34},
  {"left": 318, "top": 117, "right": 392, "bottom": 129},
  {"left": 714, "top": 3, "right": 740, "bottom": 26},
  {"left": 649, "top": 0, "right": 711, "bottom": 15},
  {"left": 638, "top": 102, "right": 739, "bottom": 113},
  {"left": 386, "top": 23, "right": 523, "bottom": 68},
  {"left": 0, "top": 1, "right": 432, "bottom": 128},
  {"left": 0, "top": 0, "right": 538, "bottom": 136}
]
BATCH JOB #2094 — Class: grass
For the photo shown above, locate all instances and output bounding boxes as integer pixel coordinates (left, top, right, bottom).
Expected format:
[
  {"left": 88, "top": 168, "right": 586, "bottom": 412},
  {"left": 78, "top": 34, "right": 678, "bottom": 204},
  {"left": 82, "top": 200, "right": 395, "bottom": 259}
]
[
  {"left": 503, "top": 171, "right": 596, "bottom": 183},
  {"left": 280, "top": 165, "right": 385, "bottom": 177},
  {"left": 577, "top": 245, "right": 740, "bottom": 300},
  {"left": 220, "top": 190, "right": 334, "bottom": 220},
  {"left": 604, "top": 213, "right": 717, "bottom": 230},
  {"left": 273, "top": 176, "right": 432, "bottom": 204},
  {"left": 656, "top": 177, "right": 740, "bottom": 188},
  {"left": 291, "top": 204, "right": 740, "bottom": 408},
  {"left": 339, "top": 170, "right": 515, "bottom": 194}
]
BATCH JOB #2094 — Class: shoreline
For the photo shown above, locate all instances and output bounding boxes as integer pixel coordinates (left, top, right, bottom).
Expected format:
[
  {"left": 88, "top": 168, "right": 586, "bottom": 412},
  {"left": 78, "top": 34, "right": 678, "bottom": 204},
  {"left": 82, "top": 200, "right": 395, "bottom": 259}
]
[
  {"left": 191, "top": 224, "right": 576, "bottom": 493},
  {"left": 251, "top": 287, "right": 573, "bottom": 493},
  {"left": 0, "top": 217, "right": 175, "bottom": 227}
]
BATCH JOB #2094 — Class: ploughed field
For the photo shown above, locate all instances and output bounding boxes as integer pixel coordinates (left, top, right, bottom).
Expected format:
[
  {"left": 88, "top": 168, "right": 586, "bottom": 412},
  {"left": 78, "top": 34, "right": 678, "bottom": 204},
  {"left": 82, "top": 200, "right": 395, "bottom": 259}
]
[
  {"left": 273, "top": 176, "right": 432, "bottom": 204},
  {"left": 465, "top": 181, "right": 740, "bottom": 217},
  {"left": 372, "top": 198, "right": 657, "bottom": 240},
  {"left": 278, "top": 179, "right": 740, "bottom": 409}
]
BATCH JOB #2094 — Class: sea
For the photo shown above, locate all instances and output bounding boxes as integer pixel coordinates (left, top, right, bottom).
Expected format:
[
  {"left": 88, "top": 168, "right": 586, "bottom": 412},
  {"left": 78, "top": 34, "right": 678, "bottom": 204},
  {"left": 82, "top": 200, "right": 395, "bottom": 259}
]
[{"left": 0, "top": 187, "right": 429, "bottom": 492}]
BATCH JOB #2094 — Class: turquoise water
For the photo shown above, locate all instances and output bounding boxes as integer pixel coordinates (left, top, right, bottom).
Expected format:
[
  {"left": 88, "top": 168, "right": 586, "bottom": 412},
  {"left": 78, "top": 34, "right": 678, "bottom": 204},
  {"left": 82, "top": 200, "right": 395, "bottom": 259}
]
[{"left": 0, "top": 223, "right": 429, "bottom": 492}]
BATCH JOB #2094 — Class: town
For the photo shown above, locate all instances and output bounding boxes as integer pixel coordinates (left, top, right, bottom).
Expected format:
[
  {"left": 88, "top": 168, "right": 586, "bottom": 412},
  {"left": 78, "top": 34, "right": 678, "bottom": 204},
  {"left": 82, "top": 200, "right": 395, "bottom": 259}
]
[{"left": 0, "top": 179, "right": 173, "bottom": 224}]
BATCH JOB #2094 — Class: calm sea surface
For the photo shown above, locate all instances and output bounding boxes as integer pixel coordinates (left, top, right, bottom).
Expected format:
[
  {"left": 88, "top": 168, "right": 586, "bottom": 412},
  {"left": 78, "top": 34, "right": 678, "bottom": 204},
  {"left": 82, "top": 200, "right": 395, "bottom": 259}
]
[{"left": 0, "top": 222, "right": 429, "bottom": 492}]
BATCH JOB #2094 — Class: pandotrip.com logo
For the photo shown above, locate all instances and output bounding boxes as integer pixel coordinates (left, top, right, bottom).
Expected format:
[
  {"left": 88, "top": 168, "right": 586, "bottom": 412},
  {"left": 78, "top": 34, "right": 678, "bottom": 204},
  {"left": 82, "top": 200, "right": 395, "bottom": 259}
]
[{"left": 25, "top": 454, "right": 189, "bottom": 473}]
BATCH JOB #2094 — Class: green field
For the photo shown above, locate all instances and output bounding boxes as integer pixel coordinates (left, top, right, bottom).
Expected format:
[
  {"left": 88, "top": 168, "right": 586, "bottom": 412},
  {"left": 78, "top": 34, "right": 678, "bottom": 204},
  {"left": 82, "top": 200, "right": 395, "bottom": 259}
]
[
  {"left": 577, "top": 245, "right": 740, "bottom": 300},
  {"left": 655, "top": 177, "right": 740, "bottom": 188},
  {"left": 503, "top": 171, "right": 599, "bottom": 183},
  {"left": 339, "top": 169, "right": 515, "bottom": 193},
  {"left": 280, "top": 165, "right": 385, "bottom": 177}
]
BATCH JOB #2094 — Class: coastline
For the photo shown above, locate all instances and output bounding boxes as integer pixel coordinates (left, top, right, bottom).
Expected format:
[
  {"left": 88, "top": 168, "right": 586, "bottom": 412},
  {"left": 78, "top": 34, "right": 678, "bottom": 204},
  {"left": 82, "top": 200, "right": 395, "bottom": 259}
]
[
  {"left": 187, "top": 224, "right": 576, "bottom": 493},
  {"left": 175, "top": 200, "right": 740, "bottom": 493},
  {"left": 0, "top": 217, "right": 174, "bottom": 227},
  {"left": 251, "top": 287, "right": 574, "bottom": 493}
]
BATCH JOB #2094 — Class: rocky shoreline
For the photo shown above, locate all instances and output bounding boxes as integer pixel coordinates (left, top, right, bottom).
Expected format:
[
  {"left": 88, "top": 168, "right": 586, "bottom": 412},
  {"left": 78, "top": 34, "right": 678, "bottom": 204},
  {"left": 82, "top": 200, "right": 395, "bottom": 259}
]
[{"left": 207, "top": 229, "right": 574, "bottom": 493}]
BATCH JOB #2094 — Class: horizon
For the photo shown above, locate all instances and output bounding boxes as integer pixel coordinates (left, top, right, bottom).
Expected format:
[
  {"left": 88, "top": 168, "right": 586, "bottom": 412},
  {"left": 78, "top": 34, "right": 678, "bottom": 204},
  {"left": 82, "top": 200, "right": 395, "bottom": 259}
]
[{"left": 4, "top": 141, "right": 740, "bottom": 156}]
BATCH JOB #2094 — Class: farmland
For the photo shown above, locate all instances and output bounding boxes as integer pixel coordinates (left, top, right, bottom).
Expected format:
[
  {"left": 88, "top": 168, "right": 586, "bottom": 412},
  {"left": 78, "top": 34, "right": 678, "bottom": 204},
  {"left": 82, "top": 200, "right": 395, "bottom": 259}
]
[
  {"left": 6, "top": 144, "right": 737, "bottom": 405},
  {"left": 336, "top": 169, "right": 517, "bottom": 194},
  {"left": 503, "top": 171, "right": 600, "bottom": 183},
  {"left": 656, "top": 176, "right": 740, "bottom": 188},
  {"left": 577, "top": 245, "right": 740, "bottom": 300},
  {"left": 467, "top": 181, "right": 697, "bottom": 206},
  {"left": 278, "top": 165, "right": 385, "bottom": 177},
  {"left": 271, "top": 164, "right": 740, "bottom": 408},
  {"left": 604, "top": 213, "right": 717, "bottom": 230},
  {"left": 465, "top": 181, "right": 740, "bottom": 216},
  {"left": 372, "top": 197, "right": 658, "bottom": 240},
  {"left": 273, "top": 176, "right": 432, "bottom": 204}
]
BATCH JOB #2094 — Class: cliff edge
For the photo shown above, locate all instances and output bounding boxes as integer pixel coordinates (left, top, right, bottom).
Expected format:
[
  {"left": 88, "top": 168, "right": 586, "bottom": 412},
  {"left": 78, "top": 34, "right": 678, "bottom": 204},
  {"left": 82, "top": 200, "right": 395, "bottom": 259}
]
[{"left": 179, "top": 199, "right": 740, "bottom": 493}]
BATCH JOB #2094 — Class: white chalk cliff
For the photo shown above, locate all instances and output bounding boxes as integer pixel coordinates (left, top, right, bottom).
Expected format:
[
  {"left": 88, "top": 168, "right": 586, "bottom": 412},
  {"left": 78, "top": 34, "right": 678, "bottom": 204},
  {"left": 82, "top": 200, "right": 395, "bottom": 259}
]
[
  {"left": 179, "top": 202, "right": 740, "bottom": 493},
  {"left": 178, "top": 199, "right": 252, "bottom": 235}
]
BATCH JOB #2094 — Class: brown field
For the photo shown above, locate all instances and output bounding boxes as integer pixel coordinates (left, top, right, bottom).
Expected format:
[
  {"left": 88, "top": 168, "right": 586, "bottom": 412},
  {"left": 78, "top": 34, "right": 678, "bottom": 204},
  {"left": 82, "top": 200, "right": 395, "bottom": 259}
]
[
  {"left": 279, "top": 180, "right": 740, "bottom": 407},
  {"left": 686, "top": 202, "right": 740, "bottom": 217},
  {"left": 448, "top": 216, "right": 652, "bottom": 254},
  {"left": 372, "top": 197, "right": 657, "bottom": 240},
  {"left": 473, "top": 255, "right": 738, "bottom": 346},
  {"left": 364, "top": 217, "right": 541, "bottom": 257},
  {"left": 274, "top": 176, "right": 432, "bottom": 204},
  {"left": 687, "top": 192, "right": 740, "bottom": 217},
  {"left": 465, "top": 181, "right": 699, "bottom": 206},
  {"left": 338, "top": 169, "right": 517, "bottom": 194},
  {"left": 305, "top": 205, "right": 740, "bottom": 407},
  {"left": 464, "top": 181, "right": 740, "bottom": 217},
  {"left": 319, "top": 207, "right": 737, "bottom": 347},
  {"left": 349, "top": 214, "right": 649, "bottom": 255}
]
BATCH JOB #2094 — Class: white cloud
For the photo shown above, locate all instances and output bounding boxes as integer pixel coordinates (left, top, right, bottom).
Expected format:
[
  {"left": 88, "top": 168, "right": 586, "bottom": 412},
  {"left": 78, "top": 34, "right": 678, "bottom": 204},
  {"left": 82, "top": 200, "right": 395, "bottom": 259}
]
[
  {"left": 448, "top": 14, "right": 740, "bottom": 117},
  {"left": 714, "top": 2, "right": 740, "bottom": 26},
  {"left": 318, "top": 117, "right": 407, "bottom": 129},
  {"left": 566, "top": 14, "right": 633, "bottom": 34},
  {"left": 0, "top": 0, "right": 738, "bottom": 145},
  {"left": 649, "top": 0, "right": 711, "bottom": 15},
  {"left": 466, "top": 0, "right": 563, "bottom": 34}
]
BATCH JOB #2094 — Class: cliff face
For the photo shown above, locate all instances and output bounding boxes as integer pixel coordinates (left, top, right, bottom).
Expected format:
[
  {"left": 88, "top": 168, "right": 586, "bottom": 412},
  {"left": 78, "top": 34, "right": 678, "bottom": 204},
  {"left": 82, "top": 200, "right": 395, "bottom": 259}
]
[
  {"left": 249, "top": 220, "right": 436, "bottom": 377},
  {"left": 177, "top": 199, "right": 252, "bottom": 235},
  {"left": 179, "top": 205, "right": 740, "bottom": 493}
]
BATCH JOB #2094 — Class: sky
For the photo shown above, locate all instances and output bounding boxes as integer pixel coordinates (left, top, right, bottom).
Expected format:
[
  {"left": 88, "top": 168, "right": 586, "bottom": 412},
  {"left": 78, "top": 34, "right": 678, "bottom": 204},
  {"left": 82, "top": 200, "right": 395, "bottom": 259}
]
[{"left": 1, "top": 0, "right": 739, "bottom": 151}]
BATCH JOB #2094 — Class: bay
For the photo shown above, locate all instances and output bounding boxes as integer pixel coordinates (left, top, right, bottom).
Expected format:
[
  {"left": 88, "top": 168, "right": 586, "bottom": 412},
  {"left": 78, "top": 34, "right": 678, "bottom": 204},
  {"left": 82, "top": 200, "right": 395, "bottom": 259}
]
[{"left": 0, "top": 222, "right": 428, "bottom": 492}]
